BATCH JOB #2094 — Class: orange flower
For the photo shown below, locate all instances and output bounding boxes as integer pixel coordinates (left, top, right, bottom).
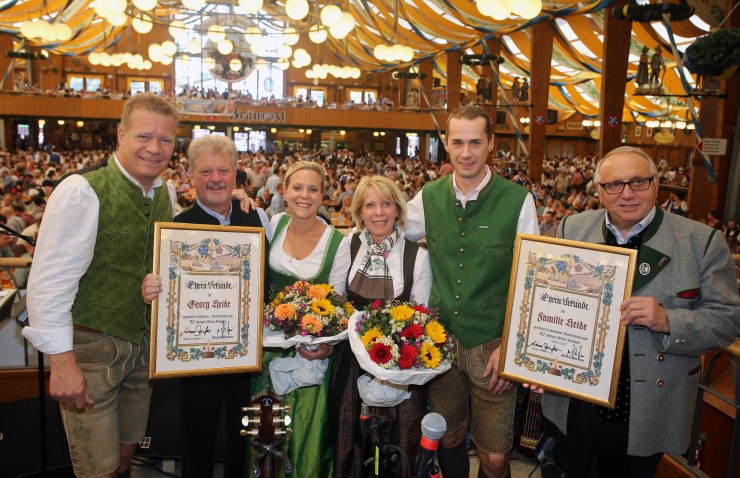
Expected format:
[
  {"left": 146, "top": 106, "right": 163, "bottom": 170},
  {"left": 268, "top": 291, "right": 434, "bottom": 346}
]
[
  {"left": 307, "top": 284, "right": 333, "bottom": 299},
  {"left": 301, "top": 314, "right": 324, "bottom": 334},
  {"left": 274, "top": 303, "right": 297, "bottom": 320}
]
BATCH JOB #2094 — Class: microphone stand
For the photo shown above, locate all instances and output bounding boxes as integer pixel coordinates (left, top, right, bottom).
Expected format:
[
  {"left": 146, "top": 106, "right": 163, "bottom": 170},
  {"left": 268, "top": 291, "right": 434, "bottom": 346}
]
[{"left": 0, "top": 223, "right": 37, "bottom": 246}]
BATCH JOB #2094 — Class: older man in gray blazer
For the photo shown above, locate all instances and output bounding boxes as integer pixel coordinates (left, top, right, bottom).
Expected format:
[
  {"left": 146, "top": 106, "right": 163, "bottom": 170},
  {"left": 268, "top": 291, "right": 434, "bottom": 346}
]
[{"left": 542, "top": 146, "right": 740, "bottom": 478}]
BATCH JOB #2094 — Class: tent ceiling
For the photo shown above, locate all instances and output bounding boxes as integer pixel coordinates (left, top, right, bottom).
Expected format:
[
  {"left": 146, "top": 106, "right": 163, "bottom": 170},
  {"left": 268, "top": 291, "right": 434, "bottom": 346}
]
[{"left": 0, "top": 0, "right": 722, "bottom": 122}]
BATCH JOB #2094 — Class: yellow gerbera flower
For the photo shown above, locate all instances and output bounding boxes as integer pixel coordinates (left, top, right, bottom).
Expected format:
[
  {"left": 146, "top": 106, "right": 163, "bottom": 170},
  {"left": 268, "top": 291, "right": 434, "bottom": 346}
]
[
  {"left": 307, "top": 284, "right": 333, "bottom": 299},
  {"left": 420, "top": 342, "right": 442, "bottom": 368},
  {"left": 274, "top": 303, "right": 297, "bottom": 320},
  {"left": 301, "top": 314, "right": 324, "bottom": 334},
  {"left": 311, "top": 298, "right": 334, "bottom": 316},
  {"left": 390, "top": 304, "right": 415, "bottom": 322},
  {"left": 361, "top": 327, "right": 382, "bottom": 349},
  {"left": 425, "top": 321, "right": 447, "bottom": 344}
]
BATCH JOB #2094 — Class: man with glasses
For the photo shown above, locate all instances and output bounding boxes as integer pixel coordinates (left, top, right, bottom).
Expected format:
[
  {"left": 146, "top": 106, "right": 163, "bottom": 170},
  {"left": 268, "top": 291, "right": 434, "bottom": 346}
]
[{"left": 542, "top": 146, "right": 740, "bottom": 478}]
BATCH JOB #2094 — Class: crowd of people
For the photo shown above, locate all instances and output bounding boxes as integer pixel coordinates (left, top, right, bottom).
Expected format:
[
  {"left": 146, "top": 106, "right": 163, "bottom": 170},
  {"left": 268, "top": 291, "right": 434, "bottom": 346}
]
[{"left": 5, "top": 96, "right": 740, "bottom": 478}]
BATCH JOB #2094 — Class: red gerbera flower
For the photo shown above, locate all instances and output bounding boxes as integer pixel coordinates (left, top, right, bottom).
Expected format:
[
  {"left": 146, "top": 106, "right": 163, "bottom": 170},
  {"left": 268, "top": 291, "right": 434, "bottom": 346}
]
[
  {"left": 398, "top": 344, "right": 418, "bottom": 369},
  {"left": 413, "top": 304, "right": 429, "bottom": 314},
  {"left": 371, "top": 300, "right": 382, "bottom": 310},
  {"left": 400, "top": 323, "right": 423, "bottom": 340},
  {"left": 369, "top": 342, "right": 393, "bottom": 365}
]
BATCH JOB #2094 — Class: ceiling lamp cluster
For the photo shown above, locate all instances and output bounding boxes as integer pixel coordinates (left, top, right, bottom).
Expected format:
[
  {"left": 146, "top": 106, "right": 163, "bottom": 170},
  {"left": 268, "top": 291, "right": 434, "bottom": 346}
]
[
  {"left": 373, "top": 43, "right": 414, "bottom": 63},
  {"left": 292, "top": 48, "right": 311, "bottom": 68},
  {"left": 238, "top": 0, "right": 263, "bottom": 14},
  {"left": 475, "top": 0, "right": 543, "bottom": 20},
  {"left": 20, "top": 20, "right": 73, "bottom": 42},
  {"left": 88, "top": 52, "right": 152, "bottom": 70},
  {"left": 305, "top": 64, "right": 361, "bottom": 79},
  {"left": 644, "top": 117, "right": 692, "bottom": 130},
  {"left": 147, "top": 40, "right": 178, "bottom": 65}
]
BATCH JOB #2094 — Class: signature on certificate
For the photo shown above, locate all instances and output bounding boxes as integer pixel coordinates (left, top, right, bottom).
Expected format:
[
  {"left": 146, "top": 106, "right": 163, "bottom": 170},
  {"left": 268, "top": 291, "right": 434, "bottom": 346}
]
[{"left": 528, "top": 340, "right": 560, "bottom": 353}]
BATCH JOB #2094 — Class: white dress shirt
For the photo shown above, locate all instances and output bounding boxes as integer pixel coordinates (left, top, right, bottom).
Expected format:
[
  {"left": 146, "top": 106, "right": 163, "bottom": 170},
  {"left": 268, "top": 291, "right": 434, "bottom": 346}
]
[
  {"left": 23, "top": 157, "right": 177, "bottom": 355},
  {"left": 268, "top": 212, "right": 351, "bottom": 294}
]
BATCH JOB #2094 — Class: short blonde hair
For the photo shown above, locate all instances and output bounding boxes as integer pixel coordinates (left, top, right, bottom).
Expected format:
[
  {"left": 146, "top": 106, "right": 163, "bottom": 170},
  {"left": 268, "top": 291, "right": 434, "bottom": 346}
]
[
  {"left": 284, "top": 160, "right": 327, "bottom": 192},
  {"left": 187, "top": 135, "right": 238, "bottom": 171},
  {"left": 120, "top": 93, "right": 177, "bottom": 132},
  {"left": 351, "top": 175, "right": 407, "bottom": 230}
]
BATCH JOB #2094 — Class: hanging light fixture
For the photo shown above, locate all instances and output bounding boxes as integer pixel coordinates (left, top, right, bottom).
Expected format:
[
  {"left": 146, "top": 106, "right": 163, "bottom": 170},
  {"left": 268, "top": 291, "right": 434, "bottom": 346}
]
[
  {"left": 283, "top": 27, "right": 299, "bottom": 46},
  {"left": 230, "top": 58, "right": 242, "bottom": 71},
  {"left": 181, "top": 0, "right": 206, "bottom": 10},
  {"left": 238, "top": 0, "right": 263, "bottom": 14},
  {"left": 187, "top": 37, "right": 202, "bottom": 54},
  {"left": 321, "top": 5, "right": 343, "bottom": 26},
  {"left": 169, "top": 20, "right": 187, "bottom": 39},
  {"left": 244, "top": 26, "right": 263, "bottom": 44},
  {"left": 308, "top": 25, "right": 327, "bottom": 43},
  {"left": 217, "top": 39, "right": 234, "bottom": 55},
  {"left": 132, "top": 14, "right": 154, "bottom": 34},
  {"left": 133, "top": 0, "right": 158, "bottom": 11},
  {"left": 208, "top": 25, "right": 226, "bottom": 43},
  {"left": 285, "top": 0, "right": 309, "bottom": 20}
]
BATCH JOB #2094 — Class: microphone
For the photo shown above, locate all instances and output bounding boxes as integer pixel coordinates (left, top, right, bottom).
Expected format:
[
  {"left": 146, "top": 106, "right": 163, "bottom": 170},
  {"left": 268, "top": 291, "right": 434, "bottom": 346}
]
[
  {"left": 360, "top": 402, "right": 372, "bottom": 438},
  {"left": 414, "top": 413, "right": 446, "bottom": 478}
]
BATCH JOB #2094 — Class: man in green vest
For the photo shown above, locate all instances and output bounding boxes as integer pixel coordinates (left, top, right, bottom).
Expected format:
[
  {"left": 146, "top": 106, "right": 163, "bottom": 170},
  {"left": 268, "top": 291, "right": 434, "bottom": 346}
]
[
  {"left": 406, "top": 105, "right": 539, "bottom": 478},
  {"left": 24, "top": 93, "right": 178, "bottom": 478}
]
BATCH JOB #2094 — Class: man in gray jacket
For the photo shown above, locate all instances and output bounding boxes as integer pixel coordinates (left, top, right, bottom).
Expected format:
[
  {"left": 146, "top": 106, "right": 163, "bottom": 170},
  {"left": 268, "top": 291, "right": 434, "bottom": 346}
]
[{"left": 542, "top": 146, "right": 740, "bottom": 477}]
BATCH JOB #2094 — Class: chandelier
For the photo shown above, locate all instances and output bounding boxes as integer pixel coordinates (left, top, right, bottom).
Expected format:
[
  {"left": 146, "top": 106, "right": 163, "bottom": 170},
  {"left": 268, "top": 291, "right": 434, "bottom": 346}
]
[{"left": 475, "top": 0, "right": 543, "bottom": 20}]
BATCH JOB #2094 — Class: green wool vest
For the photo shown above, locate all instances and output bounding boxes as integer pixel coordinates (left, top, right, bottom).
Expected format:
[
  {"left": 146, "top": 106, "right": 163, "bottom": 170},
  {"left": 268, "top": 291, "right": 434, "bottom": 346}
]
[
  {"left": 71, "top": 159, "right": 172, "bottom": 344},
  {"left": 268, "top": 214, "right": 344, "bottom": 297},
  {"left": 423, "top": 173, "right": 527, "bottom": 348}
]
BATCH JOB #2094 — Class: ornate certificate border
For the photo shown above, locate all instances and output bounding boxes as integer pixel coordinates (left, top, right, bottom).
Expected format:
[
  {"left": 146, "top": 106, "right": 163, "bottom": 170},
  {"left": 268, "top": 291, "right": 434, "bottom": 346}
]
[
  {"left": 149, "top": 222, "right": 264, "bottom": 379},
  {"left": 499, "top": 233, "right": 637, "bottom": 408}
]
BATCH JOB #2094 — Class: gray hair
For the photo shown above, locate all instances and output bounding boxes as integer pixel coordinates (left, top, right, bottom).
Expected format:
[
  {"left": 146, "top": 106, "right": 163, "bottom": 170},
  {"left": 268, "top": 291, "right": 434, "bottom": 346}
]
[
  {"left": 594, "top": 146, "right": 658, "bottom": 183},
  {"left": 187, "top": 135, "right": 238, "bottom": 172}
]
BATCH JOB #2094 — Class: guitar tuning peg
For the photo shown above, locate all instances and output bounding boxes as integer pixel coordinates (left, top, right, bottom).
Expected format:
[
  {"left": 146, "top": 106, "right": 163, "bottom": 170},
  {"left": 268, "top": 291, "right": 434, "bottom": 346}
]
[
  {"left": 241, "top": 405, "right": 261, "bottom": 413},
  {"left": 273, "top": 415, "right": 292, "bottom": 427},
  {"left": 239, "top": 429, "right": 259, "bottom": 437},
  {"left": 273, "top": 404, "right": 291, "bottom": 413},
  {"left": 241, "top": 415, "right": 251, "bottom": 427}
]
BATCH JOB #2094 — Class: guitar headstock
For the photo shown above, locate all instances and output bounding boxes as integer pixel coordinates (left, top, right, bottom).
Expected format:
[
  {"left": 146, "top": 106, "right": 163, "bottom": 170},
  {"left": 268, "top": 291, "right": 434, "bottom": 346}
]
[{"left": 241, "top": 392, "right": 292, "bottom": 443}]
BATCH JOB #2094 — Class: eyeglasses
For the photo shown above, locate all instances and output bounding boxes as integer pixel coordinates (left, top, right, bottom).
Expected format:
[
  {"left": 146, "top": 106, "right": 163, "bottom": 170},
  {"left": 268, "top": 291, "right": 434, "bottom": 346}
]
[{"left": 598, "top": 176, "right": 655, "bottom": 194}]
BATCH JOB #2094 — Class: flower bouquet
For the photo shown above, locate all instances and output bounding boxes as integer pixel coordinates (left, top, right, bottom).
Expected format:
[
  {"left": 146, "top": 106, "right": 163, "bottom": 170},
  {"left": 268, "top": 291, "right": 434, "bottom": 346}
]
[
  {"left": 348, "top": 300, "right": 454, "bottom": 387},
  {"left": 263, "top": 280, "right": 354, "bottom": 349}
]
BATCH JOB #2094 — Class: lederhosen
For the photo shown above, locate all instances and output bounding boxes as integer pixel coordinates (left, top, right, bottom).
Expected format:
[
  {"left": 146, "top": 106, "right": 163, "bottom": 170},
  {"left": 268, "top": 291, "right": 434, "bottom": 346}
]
[{"left": 330, "top": 233, "right": 424, "bottom": 478}]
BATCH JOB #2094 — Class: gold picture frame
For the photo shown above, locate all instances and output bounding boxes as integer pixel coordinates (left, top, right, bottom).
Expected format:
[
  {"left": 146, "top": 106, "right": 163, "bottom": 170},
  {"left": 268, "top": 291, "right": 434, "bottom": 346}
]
[
  {"left": 499, "top": 233, "right": 637, "bottom": 408},
  {"left": 149, "top": 222, "right": 265, "bottom": 379}
]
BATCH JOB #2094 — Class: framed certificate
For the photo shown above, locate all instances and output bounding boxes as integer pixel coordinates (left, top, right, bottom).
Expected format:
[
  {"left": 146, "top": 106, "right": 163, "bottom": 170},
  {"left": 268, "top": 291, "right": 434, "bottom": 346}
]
[
  {"left": 499, "top": 233, "right": 637, "bottom": 408},
  {"left": 149, "top": 222, "right": 265, "bottom": 379}
]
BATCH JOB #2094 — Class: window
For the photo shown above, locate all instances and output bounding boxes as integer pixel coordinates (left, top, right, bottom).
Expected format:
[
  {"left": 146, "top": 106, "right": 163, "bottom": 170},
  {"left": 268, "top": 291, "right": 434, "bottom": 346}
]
[
  {"left": 129, "top": 80, "right": 146, "bottom": 95},
  {"left": 292, "top": 86, "right": 326, "bottom": 105},
  {"left": 67, "top": 75, "right": 104, "bottom": 92},
  {"left": 149, "top": 80, "right": 163, "bottom": 94},
  {"left": 348, "top": 88, "right": 378, "bottom": 105}
]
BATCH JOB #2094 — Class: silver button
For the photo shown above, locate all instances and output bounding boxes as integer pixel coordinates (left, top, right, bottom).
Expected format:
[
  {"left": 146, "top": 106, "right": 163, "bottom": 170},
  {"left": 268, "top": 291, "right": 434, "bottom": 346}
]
[
  {"left": 461, "top": 232, "right": 466, "bottom": 237},
  {"left": 459, "top": 263, "right": 464, "bottom": 268},
  {"left": 455, "top": 295, "right": 460, "bottom": 300},
  {"left": 656, "top": 379, "right": 664, "bottom": 387},
  {"left": 457, "top": 280, "right": 462, "bottom": 284},
  {"left": 453, "top": 311, "right": 459, "bottom": 316},
  {"left": 459, "top": 248, "right": 464, "bottom": 253}
]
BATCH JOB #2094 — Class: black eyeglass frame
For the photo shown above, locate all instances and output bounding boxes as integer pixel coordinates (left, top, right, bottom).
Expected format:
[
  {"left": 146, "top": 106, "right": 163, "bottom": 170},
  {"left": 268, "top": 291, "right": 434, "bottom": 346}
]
[{"left": 597, "top": 175, "right": 656, "bottom": 195}]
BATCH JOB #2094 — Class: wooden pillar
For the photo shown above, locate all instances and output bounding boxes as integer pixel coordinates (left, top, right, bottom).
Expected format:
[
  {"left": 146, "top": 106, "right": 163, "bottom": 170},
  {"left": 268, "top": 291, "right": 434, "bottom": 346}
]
[
  {"left": 446, "top": 50, "right": 462, "bottom": 112},
  {"left": 419, "top": 60, "right": 434, "bottom": 110},
  {"left": 0, "top": 34, "right": 15, "bottom": 91},
  {"left": 598, "top": 0, "right": 631, "bottom": 158},
  {"left": 528, "top": 22, "right": 554, "bottom": 182},
  {"left": 689, "top": 0, "right": 740, "bottom": 219}
]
